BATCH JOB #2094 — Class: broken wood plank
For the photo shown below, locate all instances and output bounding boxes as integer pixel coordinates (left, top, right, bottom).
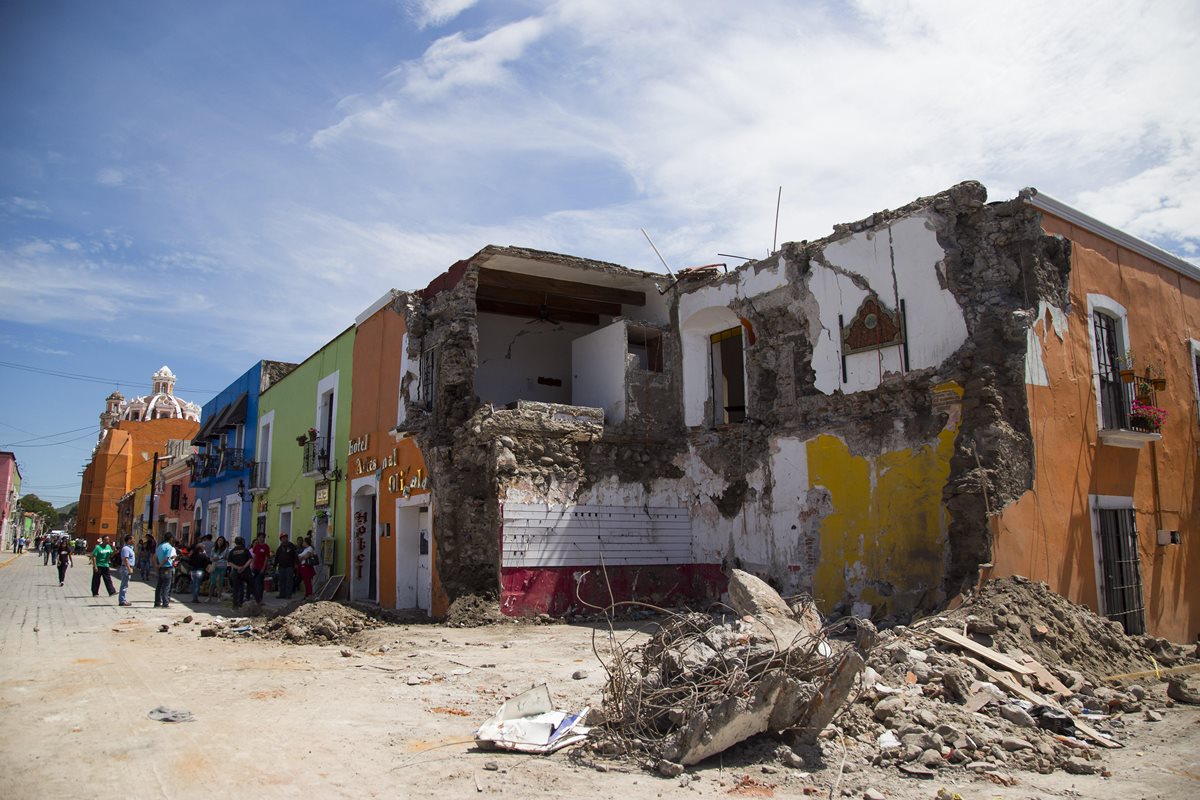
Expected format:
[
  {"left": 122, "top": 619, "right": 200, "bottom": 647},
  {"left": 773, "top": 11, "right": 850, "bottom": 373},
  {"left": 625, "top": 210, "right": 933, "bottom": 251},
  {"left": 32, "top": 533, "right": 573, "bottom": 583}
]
[
  {"left": 963, "top": 657, "right": 1122, "bottom": 749},
  {"left": 476, "top": 283, "right": 623, "bottom": 317},
  {"left": 476, "top": 298, "right": 601, "bottom": 326},
  {"left": 1101, "top": 662, "right": 1200, "bottom": 683},
  {"left": 933, "top": 627, "right": 1034, "bottom": 675},
  {"left": 1017, "top": 654, "right": 1072, "bottom": 697}
]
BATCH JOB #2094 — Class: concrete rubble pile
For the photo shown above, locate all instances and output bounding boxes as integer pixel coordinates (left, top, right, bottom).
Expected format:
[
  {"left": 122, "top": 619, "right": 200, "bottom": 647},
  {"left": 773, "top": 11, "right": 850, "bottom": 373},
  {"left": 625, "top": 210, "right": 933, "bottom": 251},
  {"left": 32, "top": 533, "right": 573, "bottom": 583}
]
[
  {"left": 831, "top": 576, "right": 1200, "bottom": 781},
  {"left": 593, "top": 569, "right": 875, "bottom": 774}
]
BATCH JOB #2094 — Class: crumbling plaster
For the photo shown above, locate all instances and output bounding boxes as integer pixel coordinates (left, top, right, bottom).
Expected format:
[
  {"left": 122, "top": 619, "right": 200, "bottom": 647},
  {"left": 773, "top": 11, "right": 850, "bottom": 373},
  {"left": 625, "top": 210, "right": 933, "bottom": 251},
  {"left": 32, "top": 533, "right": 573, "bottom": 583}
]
[{"left": 401, "top": 185, "right": 1071, "bottom": 619}]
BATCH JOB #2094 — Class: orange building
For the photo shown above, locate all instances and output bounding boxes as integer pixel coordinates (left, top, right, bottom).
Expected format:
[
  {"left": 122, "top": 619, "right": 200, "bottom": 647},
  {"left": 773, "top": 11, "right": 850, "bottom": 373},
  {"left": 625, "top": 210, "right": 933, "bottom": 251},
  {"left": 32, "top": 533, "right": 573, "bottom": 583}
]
[
  {"left": 992, "top": 192, "right": 1199, "bottom": 642},
  {"left": 77, "top": 418, "right": 199, "bottom": 547},
  {"left": 344, "top": 291, "right": 447, "bottom": 614}
]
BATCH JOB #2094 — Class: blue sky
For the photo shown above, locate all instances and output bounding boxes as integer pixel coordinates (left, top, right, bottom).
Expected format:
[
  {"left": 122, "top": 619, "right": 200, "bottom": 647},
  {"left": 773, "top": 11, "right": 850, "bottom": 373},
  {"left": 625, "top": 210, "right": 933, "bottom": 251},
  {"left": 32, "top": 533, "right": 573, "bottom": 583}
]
[{"left": 1, "top": 0, "right": 1197, "bottom": 506}]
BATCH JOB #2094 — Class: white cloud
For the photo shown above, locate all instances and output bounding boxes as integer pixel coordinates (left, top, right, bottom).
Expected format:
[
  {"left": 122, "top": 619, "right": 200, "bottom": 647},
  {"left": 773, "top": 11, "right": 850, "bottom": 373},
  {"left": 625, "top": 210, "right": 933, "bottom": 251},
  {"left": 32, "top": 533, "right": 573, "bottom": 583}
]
[
  {"left": 407, "top": 0, "right": 479, "bottom": 29},
  {"left": 2, "top": 196, "right": 51, "bottom": 216},
  {"left": 309, "top": 0, "right": 1199, "bottom": 269},
  {"left": 96, "top": 167, "right": 127, "bottom": 186}
]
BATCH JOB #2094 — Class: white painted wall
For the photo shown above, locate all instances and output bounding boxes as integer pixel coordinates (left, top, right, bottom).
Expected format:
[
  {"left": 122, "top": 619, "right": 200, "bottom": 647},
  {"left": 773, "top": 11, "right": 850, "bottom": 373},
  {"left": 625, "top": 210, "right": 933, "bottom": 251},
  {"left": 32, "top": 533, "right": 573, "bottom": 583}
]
[
  {"left": 811, "top": 214, "right": 968, "bottom": 395},
  {"left": 475, "top": 312, "right": 595, "bottom": 407},
  {"left": 571, "top": 321, "right": 627, "bottom": 423}
]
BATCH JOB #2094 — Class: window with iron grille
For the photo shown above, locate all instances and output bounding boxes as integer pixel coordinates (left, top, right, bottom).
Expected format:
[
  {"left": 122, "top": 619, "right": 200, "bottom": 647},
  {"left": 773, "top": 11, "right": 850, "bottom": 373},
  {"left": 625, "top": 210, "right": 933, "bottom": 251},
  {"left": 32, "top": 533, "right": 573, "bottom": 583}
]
[
  {"left": 1096, "top": 507, "right": 1146, "bottom": 635},
  {"left": 1092, "top": 311, "right": 1129, "bottom": 430},
  {"left": 418, "top": 345, "right": 438, "bottom": 410}
]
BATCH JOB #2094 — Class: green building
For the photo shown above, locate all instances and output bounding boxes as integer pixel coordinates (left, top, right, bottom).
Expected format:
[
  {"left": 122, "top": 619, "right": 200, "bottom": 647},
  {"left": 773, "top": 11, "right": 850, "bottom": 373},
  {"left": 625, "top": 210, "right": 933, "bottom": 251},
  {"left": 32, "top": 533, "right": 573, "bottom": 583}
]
[{"left": 254, "top": 326, "right": 355, "bottom": 584}]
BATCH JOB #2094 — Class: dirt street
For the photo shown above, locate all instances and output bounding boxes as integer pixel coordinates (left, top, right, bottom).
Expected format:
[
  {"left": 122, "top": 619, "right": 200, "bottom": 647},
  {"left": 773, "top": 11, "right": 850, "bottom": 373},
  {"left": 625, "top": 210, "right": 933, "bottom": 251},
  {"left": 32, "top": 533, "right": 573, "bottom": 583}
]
[{"left": 1, "top": 550, "right": 1197, "bottom": 799}]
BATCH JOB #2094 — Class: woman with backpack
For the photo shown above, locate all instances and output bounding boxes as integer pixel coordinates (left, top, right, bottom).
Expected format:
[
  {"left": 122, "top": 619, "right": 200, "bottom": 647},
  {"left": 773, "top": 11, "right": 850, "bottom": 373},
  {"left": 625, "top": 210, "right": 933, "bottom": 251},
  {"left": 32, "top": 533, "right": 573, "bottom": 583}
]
[{"left": 56, "top": 540, "right": 73, "bottom": 586}]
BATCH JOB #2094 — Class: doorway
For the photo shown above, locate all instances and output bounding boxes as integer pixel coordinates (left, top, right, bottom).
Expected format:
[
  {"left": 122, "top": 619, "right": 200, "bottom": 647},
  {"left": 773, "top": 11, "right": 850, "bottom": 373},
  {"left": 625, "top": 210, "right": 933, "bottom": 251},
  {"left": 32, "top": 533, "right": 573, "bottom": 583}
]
[
  {"left": 351, "top": 483, "right": 378, "bottom": 603},
  {"left": 396, "top": 498, "right": 432, "bottom": 612}
]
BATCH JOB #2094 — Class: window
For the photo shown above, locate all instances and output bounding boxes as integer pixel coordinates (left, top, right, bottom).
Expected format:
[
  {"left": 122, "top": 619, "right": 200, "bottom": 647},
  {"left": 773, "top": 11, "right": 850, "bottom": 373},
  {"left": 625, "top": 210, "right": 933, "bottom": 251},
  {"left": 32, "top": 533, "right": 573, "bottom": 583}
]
[
  {"left": 418, "top": 345, "right": 438, "bottom": 410},
  {"left": 1091, "top": 500, "right": 1145, "bottom": 635},
  {"left": 628, "top": 326, "right": 664, "bottom": 373},
  {"left": 709, "top": 327, "right": 746, "bottom": 426},
  {"left": 1092, "top": 310, "right": 1129, "bottom": 430}
]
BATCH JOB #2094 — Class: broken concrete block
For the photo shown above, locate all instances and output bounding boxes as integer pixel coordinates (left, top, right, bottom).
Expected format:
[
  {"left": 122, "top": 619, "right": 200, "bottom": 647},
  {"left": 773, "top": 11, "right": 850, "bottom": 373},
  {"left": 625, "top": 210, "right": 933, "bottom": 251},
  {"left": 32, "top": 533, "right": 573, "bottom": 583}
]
[
  {"left": 1166, "top": 678, "right": 1200, "bottom": 705},
  {"left": 727, "top": 569, "right": 811, "bottom": 647}
]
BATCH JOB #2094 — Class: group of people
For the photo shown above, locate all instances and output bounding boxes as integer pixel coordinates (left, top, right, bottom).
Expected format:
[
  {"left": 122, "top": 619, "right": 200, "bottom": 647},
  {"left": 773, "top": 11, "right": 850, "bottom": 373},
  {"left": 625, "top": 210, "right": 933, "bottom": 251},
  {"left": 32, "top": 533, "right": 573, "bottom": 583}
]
[{"left": 52, "top": 529, "right": 321, "bottom": 609}]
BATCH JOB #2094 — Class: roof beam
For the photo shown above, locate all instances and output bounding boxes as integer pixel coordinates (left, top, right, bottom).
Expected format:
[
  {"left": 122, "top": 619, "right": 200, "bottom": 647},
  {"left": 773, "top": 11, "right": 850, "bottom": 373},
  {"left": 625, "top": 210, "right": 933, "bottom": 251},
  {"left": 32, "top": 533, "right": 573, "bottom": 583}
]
[
  {"left": 476, "top": 298, "right": 600, "bottom": 326},
  {"left": 476, "top": 284, "right": 622, "bottom": 317},
  {"left": 478, "top": 267, "right": 646, "bottom": 307}
]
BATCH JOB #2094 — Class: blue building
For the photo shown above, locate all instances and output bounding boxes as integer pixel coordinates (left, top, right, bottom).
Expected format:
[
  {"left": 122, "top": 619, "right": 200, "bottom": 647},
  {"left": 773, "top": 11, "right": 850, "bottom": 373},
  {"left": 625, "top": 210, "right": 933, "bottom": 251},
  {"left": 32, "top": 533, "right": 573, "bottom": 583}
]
[{"left": 192, "top": 361, "right": 295, "bottom": 546}]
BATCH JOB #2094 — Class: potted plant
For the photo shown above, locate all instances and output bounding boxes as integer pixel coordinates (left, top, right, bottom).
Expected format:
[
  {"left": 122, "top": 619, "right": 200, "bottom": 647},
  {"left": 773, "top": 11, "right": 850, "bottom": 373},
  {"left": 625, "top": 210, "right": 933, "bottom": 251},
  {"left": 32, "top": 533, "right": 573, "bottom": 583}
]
[
  {"left": 1118, "top": 351, "right": 1136, "bottom": 383},
  {"left": 307, "top": 427, "right": 319, "bottom": 442},
  {"left": 296, "top": 433, "right": 308, "bottom": 447},
  {"left": 1129, "top": 399, "right": 1167, "bottom": 433}
]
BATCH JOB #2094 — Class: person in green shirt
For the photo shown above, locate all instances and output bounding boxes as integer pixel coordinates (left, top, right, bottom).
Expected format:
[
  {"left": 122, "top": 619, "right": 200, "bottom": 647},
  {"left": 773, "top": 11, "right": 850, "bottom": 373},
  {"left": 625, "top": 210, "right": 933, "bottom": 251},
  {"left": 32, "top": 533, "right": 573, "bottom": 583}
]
[{"left": 90, "top": 536, "right": 117, "bottom": 597}]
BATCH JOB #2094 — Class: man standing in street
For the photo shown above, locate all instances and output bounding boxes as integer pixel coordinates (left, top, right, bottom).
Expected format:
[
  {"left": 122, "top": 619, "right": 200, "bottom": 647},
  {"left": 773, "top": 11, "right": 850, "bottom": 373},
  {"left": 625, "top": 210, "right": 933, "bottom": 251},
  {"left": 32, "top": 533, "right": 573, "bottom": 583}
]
[
  {"left": 117, "top": 534, "right": 135, "bottom": 607},
  {"left": 249, "top": 533, "right": 271, "bottom": 605},
  {"left": 273, "top": 533, "right": 299, "bottom": 600},
  {"left": 154, "top": 532, "right": 177, "bottom": 608},
  {"left": 42, "top": 536, "right": 51, "bottom": 565},
  {"left": 90, "top": 536, "right": 117, "bottom": 597}
]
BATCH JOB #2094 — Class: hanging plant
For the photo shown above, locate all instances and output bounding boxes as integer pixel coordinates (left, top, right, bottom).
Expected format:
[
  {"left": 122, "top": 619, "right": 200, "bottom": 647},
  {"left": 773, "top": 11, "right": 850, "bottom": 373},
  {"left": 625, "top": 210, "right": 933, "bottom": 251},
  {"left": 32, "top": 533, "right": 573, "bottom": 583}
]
[{"left": 1129, "top": 399, "right": 1167, "bottom": 433}]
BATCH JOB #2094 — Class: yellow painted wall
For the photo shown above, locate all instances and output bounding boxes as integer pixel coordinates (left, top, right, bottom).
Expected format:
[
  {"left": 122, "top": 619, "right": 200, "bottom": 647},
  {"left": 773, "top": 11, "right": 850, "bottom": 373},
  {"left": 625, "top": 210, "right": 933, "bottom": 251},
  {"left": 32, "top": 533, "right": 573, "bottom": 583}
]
[{"left": 806, "top": 384, "right": 960, "bottom": 616}]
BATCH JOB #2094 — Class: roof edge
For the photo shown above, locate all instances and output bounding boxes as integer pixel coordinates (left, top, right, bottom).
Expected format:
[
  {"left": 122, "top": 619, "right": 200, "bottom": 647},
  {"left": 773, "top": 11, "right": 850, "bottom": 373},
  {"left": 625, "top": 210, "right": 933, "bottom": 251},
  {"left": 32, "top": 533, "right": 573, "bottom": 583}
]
[{"left": 1026, "top": 190, "right": 1200, "bottom": 283}]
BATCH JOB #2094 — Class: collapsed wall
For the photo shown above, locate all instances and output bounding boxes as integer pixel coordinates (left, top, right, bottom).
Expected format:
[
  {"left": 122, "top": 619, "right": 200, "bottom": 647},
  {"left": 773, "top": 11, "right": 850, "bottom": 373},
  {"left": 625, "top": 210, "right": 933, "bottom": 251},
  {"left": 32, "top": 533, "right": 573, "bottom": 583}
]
[{"left": 401, "top": 183, "right": 1071, "bottom": 620}]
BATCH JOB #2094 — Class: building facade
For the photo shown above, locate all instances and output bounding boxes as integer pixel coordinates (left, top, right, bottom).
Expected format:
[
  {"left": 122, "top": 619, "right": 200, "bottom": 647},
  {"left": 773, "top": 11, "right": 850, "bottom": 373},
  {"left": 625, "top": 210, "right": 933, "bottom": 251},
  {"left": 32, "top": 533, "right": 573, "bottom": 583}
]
[
  {"left": 0, "top": 451, "right": 20, "bottom": 550},
  {"left": 395, "top": 183, "right": 1196, "bottom": 641},
  {"left": 257, "top": 329, "right": 354, "bottom": 587},
  {"left": 346, "top": 291, "right": 445, "bottom": 612},
  {"left": 191, "top": 361, "right": 295, "bottom": 549},
  {"left": 992, "top": 192, "right": 1199, "bottom": 642}
]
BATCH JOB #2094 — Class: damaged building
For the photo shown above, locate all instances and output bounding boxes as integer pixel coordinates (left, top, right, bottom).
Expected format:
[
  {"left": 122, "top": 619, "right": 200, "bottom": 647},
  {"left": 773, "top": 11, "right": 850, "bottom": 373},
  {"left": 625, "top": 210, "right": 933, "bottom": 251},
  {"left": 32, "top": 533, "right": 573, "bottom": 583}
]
[{"left": 393, "top": 181, "right": 1197, "bottom": 641}]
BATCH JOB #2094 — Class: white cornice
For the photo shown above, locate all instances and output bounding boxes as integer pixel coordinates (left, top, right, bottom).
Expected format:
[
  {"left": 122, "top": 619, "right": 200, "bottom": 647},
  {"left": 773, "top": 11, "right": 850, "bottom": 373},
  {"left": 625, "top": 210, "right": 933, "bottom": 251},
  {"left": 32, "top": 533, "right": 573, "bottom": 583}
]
[{"left": 1026, "top": 190, "right": 1200, "bottom": 284}]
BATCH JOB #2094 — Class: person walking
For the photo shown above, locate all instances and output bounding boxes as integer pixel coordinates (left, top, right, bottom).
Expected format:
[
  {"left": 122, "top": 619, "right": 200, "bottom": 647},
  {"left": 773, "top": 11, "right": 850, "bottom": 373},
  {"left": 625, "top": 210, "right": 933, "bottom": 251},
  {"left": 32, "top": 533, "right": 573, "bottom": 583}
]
[
  {"left": 186, "top": 541, "right": 210, "bottom": 603},
  {"left": 49, "top": 537, "right": 59, "bottom": 567},
  {"left": 42, "top": 536, "right": 52, "bottom": 565},
  {"left": 227, "top": 537, "right": 252, "bottom": 609},
  {"left": 208, "top": 536, "right": 229, "bottom": 601},
  {"left": 154, "top": 533, "right": 177, "bottom": 608},
  {"left": 117, "top": 534, "right": 135, "bottom": 606},
  {"left": 90, "top": 536, "right": 117, "bottom": 597},
  {"left": 297, "top": 534, "right": 317, "bottom": 598},
  {"left": 56, "top": 540, "right": 73, "bottom": 586},
  {"left": 249, "top": 533, "right": 271, "bottom": 605},
  {"left": 273, "top": 533, "right": 299, "bottom": 600}
]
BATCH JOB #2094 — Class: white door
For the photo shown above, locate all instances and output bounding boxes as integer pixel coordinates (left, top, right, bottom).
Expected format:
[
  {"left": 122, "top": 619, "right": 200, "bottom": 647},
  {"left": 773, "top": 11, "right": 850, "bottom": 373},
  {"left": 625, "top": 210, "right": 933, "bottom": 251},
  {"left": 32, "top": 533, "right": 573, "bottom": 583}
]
[
  {"left": 416, "top": 505, "right": 432, "bottom": 612},
  {"left": 395, "top": 503, "right": 419, "bottom": 608}
]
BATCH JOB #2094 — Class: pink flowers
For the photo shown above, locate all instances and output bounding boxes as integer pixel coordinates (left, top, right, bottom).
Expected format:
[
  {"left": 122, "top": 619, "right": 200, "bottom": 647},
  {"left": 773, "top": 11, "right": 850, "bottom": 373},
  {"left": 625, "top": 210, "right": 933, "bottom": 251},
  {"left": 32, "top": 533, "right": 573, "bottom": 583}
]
[{"left": 1130, "top": 399, "right": 1167, "bottom": 431}]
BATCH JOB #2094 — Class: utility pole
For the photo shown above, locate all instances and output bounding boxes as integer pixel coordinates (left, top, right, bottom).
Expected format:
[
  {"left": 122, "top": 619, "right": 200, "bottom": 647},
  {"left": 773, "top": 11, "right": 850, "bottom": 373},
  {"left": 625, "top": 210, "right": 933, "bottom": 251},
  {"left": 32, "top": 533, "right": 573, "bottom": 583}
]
[{"left": 147, "top": 452, "right": 161, "bottom": 541}]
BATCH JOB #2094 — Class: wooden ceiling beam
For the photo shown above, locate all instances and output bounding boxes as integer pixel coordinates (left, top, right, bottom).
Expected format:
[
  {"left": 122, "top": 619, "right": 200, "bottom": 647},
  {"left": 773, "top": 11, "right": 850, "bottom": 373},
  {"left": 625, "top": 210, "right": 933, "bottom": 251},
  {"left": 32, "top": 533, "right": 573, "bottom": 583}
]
[
  {"left": 476, "top": 298, "right": 600, "bottom": 326},
  {"left": 476, "top": 284, "right": 622, "bottom": 317},
  {"left": 478, "top": 267, "right": 646, "bottom": 306}
]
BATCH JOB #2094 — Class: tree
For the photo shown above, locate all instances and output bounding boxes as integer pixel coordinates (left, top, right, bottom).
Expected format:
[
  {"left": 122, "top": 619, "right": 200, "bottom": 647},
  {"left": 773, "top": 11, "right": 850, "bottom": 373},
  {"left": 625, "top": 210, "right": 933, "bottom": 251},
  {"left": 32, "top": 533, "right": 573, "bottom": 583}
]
[{"left": 17, "top": 494, "right": 59, "bottom": 530}]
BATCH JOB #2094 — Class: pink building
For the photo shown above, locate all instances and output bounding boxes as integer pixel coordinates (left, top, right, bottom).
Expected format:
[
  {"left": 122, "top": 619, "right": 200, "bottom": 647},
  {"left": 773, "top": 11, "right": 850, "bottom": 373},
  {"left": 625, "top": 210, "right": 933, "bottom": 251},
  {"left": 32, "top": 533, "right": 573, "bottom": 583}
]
[{"left": 0, "top": 451, "right": 20, "bottom": 551}]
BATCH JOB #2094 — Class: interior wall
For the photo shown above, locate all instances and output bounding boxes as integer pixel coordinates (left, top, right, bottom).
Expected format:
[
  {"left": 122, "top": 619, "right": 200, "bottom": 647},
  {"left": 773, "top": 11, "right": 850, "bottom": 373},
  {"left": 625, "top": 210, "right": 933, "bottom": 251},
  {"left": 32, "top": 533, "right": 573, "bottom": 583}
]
[
  {"left": 474, "top": 312, "right": 596, "bottom": 407},
  {"left": 571, "top": 321, "right": 628, "bottom": 423}
]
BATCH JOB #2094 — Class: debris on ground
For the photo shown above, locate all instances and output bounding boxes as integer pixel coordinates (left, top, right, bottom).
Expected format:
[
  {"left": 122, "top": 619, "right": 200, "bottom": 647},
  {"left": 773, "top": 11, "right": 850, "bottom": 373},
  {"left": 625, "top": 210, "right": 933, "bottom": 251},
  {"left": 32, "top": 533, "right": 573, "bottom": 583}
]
[
  {"left": 444, "top": 594, "right": 507, "bottom": 628},
  {"left": 474, "top": 683, "right": 590, "bottom": 754},
  {"left": 592, "top": 569, "right": 874, "bottom": 769},
  {"left": 260, "top": 601, "right": 379, "bottom": 644},
  {"left": 827, "top": 576, "right": 1199, "bottom": 783},
  {"left": 147, "top": 706, "right": 194, "bottom": 723}
]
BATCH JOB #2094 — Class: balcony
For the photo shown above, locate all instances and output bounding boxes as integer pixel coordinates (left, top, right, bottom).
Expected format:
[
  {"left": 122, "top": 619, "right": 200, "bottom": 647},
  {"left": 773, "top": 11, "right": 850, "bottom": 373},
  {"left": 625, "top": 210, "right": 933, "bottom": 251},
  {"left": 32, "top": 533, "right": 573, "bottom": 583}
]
[
  {"left": 303, "top": 438, "right": 331, "bottom": 476},
  {"left": 189, "top": 448, "right": 253, "bottom": 484},
  {"left": 1098, "top": 380, "right": 1164, "bottom": 449}
]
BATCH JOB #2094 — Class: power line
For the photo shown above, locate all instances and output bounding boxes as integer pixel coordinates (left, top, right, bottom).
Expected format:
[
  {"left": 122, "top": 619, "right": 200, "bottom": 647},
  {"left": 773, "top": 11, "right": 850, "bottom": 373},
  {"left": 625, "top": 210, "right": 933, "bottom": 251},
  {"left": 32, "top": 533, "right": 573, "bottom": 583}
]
[
  {"left": 0, "top": 432, "right": 98, "bottom": 449},
  {"left": 0, "top": 360, "right": 220, "bottom": 395},
  {"left": 0, "top": 424, "right": 96, "bottom": 446}
]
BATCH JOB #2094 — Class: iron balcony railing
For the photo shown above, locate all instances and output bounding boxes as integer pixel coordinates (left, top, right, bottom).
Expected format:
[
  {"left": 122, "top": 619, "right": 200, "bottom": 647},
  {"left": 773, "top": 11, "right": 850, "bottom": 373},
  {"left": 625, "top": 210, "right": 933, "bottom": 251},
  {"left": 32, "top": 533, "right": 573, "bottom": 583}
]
[
  {"left": 303, "top": 437, "right": 330, "bottom": 475},
  {"left": 189, "top": 448, "right": 252, "bottom": 482}
]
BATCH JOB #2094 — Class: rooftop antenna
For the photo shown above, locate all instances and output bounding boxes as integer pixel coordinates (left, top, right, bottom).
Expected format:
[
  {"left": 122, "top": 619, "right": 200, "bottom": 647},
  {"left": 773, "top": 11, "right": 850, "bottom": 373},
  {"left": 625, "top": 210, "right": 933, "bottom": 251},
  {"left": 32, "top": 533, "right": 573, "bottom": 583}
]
[
  {"left": 640, "top": 228, "right": 675, "bottom": 278},
  {"left": 772, "top": 186, "right": 782, "bottom": 255}
]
